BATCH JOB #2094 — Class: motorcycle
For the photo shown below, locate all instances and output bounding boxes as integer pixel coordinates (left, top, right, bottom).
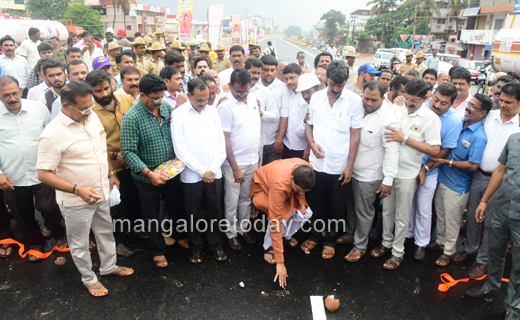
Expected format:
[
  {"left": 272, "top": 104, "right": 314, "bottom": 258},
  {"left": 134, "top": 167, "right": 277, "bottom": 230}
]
[{"left": 476, "top": 66, "right": 488, "bottom": 94}]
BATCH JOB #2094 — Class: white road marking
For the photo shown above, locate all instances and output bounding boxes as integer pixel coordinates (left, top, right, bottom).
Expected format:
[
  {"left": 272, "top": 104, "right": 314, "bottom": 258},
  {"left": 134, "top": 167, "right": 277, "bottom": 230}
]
[
  {"left": 310, "top": 296, "right": 327, "bottom": 320},
  {"left": 278, "top": 38, "right": 317, "bottom": 58}
]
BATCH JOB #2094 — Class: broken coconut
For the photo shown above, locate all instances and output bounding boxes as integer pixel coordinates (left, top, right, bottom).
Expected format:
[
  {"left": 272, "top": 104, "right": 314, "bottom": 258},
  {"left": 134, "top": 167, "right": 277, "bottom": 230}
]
[
  {"left": 54, "top": 257, "right": 66, "bottom": 265},
  {"left": 325, "top": 295, "right": 340, "bottom": 312}
]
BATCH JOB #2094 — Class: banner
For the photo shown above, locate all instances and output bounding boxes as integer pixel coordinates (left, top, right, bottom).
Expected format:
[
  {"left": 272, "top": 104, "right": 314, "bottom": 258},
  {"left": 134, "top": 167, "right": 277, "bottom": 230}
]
[
  {"left": 179, "top": 0, "right": 193, "bottom": 41},
  {"left": 232, "top": 15, "right": 240, "bottom": 45},
  {"left": 0, "top": 0, "right": 24, "bottom": 10},
  {"left": 460, "top": 30, "right": 494, "bottom": 45},
  {"left": 207, "top": 4, "right": 223, "bottom": 47}
]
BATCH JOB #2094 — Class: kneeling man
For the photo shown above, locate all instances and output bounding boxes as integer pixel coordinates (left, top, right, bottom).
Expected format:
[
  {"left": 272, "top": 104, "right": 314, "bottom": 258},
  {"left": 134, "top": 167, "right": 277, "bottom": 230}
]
[{"left": 251, "top": 158, "right": 315, "bottom": 288}]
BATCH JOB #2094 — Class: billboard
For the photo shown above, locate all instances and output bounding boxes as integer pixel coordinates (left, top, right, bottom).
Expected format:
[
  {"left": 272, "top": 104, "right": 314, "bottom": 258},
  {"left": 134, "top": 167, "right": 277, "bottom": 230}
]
[
  {"left": 460, "top": 30, "right": 494, "bottom": 45},
  {"left": 207, "top": 4, "right": 223, "bottom": 47},
  {"left": 0, "top": 0, "right": 24, "bottom": 10},
  {"left": 232, "top": 15, "right": 240, "bottom": 45},
  {"left": 178, "top": 0, "right": 193, "bottom": 40}
]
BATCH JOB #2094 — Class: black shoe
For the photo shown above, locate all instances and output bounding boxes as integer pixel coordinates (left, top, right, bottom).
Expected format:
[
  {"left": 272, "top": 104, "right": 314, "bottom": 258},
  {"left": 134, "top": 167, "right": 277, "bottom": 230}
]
[
  {"left": 228, "top": 237, "right": 243, "bottom": 251},
  {"left": 505, "top": 311, "right": 520, "bottom": 320},
  {"left": 466, "top": 286, "right": 496, "bottom": 299},
  {"left": 453, "top": 250, "right": 477, "bottom": 263},
  {"left": 469, "top": 263, "right": 488, "bottom": 278},
  {"left": 241, "top": 232, "right": 256, "bottom": 245},
  {"left": 413, "top": 246, "right": 426, "bottom": 261}
]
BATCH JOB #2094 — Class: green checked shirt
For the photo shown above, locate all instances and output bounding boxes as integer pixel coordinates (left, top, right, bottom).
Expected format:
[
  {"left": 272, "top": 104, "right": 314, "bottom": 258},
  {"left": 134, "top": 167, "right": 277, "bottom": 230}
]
[{"left": 120, "top": 99, "right": 175, "bottom": 183}]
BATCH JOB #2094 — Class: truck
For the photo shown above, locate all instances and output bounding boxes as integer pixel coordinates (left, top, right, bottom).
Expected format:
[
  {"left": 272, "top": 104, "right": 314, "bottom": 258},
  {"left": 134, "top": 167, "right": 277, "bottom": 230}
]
[
  {"left": 0, "top": 19, "right": 69, "bottom": 45},
  {"left": 492, "top": 14, "right": 520, "bottom": 73}
]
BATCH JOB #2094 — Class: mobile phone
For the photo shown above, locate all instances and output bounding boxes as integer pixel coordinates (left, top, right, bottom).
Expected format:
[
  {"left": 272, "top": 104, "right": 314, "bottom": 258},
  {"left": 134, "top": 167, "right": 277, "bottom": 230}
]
[{"left": 416, "top": 176, "right": 421, "bottom": 186}]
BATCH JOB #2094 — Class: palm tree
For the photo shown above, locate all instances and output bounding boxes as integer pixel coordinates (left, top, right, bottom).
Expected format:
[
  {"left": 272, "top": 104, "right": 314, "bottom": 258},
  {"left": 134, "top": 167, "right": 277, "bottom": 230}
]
[
  {"left": 404, "top": 0, "right": 441, "bottom": 23},
  {"left": 112, "top": 0, "right": 136, "bottom": 31},
  {"left": 367, "top": 0, "right": 397, "bottom": 17}
]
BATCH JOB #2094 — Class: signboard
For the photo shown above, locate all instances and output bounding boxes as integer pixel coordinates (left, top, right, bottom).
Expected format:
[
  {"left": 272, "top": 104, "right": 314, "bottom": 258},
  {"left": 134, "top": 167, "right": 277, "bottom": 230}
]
[
  {"left": 202, "top": 25, "right": 208, "bottom": 33},
  {"left": 515, "top": 0, "right": 520, "bottom": 13},
  {"left": 0, "top": 0, "right": 24, "bottom": 10},
  {"left": 463, "top": 7, "right": 480, "bottom": 16},
  {"left": 232, "top": 15, "right": 240, "bottom": 45},
  {"left": 207, "top": 4, "right": 223, "bottom": 48},
  {"left": 0, "top": 13, "right": 10, "bottom": 19},
  {"left": 460, "top": 30, "right": 493, "bottom": 45},
  {"left": 178, "top": 0, "right": 193, "bottom": 40},
  {"left": 150, "top": 5, "right": 160, "bottom": 13},
  {"left": 315, "top": 26, "right": 323, "bottom": 31},
  {"left": 155, "top": 17, "right": 164, "bottom": 25}
]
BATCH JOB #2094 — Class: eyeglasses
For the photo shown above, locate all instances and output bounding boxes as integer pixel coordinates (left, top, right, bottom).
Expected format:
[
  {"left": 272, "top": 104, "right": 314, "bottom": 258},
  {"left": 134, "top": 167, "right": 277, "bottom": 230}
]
[
  {"left": 403, "top": 96, "right": 422, "bottom": 105},
  {"left": 468, "top": 103, "right": 482, "bottom": 110},
  {"left": 0, "top": 91, "right": 21, "bottom": 99},
  {"left": 72, "top": 103, "right": 95, "bottom": 115},
  {"left": 146, "top": 94, "right": 164, "bottom": 104}
]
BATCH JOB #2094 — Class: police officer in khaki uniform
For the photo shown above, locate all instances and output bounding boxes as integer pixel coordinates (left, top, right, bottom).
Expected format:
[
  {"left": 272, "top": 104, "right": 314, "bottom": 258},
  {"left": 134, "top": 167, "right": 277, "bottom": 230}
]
[
  {"left": 131, "top": 37, "right": 156, "bottom": 75},
  {"left": 107, "top": 41, "right": 122, "bottom": 76},
  {"left": 198, "top": 44, "right": 213, "bottom": 69},
  {"left": 399, "top": 49, "right": 417, "bottom": 76},
  {"left": 415, "top": 51, "right": 428, "bottom": 77},
  {"left": 212, "top": 43, "right": 231, "bottom": 74}
]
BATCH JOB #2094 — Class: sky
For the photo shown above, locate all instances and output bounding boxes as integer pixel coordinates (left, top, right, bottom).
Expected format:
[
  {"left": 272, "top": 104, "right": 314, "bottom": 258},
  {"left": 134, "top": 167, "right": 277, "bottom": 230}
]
[{"left": 139, "top": 0, "right": 372, "bottom": 32}]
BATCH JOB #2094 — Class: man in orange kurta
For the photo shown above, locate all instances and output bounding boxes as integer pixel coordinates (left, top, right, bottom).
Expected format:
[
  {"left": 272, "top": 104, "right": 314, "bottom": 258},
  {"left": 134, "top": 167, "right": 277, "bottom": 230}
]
[{"left": 251, "top": 158, "right": 315, "bottom": 288}]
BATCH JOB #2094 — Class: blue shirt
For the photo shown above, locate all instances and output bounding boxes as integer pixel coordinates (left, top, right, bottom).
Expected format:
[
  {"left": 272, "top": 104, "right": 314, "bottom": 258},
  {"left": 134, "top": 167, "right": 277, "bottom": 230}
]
[
  {"left": 182, "top": 74, "right": 193, "bottom": 93},
  {"left": 438, "top": 120, "right": 487, "bottom": 194},
  {"left": 423, "top": 107, "right": 463, "bottom": 176}
]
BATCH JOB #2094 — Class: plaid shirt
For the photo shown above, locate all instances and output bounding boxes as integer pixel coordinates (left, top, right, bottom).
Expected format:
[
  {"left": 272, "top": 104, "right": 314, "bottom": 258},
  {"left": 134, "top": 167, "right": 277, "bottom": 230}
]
[
  {"left": 120, "top": 99, "right": 175, "bottom": 183},
  {"left": 27, "top": 68, "right": 42, "bottom": 89}
]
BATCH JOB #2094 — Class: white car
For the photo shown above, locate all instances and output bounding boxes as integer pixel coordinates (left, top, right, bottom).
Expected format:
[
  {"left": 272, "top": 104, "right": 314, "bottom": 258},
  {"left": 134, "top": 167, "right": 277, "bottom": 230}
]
[{"left": 374, "top": 52, "right": 394, "bottom": 70}]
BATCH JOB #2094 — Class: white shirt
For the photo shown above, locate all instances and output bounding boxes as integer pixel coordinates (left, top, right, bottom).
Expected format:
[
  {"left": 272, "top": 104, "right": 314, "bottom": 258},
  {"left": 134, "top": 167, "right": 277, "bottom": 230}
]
[
  {"left": 308, "top": 89, "right": 364, "bottom": 174},
  {"left": 453, "top": 92, "right": 473, "bottom": 118},
  {"left": 171, "top": 102, "right": 226, "bottom": 183},
  {"left": 392, "top": 104, "right": 442, "bottom": 179},
  {"left": 353, "top": 105, "right": 401, "bottom": 186},
  {"left": 218, "top": 67, "right": 234, "bottom": 89},
  {"left": 250, "top": 84, "right": 280, "bottom": 145},
  {"left": 382, "top": 92, "right": 394, "bottom": 109},
  {"left": 0, "top": 99, "right": 50, "bottom": 186},
  {"left": 18, "top": 38, "right": 41, "bottom": 69},
  {"left": 0, "top": 55, "right": 31, "bottom": 88},
  {"left": 283, "top": 90, "right": 309, "bottom": 151},
  {"left": 82, "top": 47, "right": 104, "bottom": 71},
  {"left": 263, "top": 46, "right": 275, "bottom": 56},
  {"left": 50, "top": 96, "right": 62, "bottom": 120},
  {"left": 27, "top": 81, "right": 50, "bottom": 102},
  {"left": 218, "top": 93, "right": 261, "bottom": 166},
  {"left": 325, "top": 47, "right": 336, "bottom": 57},
  {"left": 196, "top": 34, "right": 204, "bottom": 42},
  {"left": 256, "top": 78, "right": 290, "bottom": 118},
  {"left": 480, "top": 110, "right": 520, "bottom": 172}
]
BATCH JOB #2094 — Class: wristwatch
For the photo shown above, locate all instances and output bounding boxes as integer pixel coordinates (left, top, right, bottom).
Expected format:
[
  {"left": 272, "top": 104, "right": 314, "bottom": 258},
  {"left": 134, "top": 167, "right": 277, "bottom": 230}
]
[
  {"left": 449, "top": 160, "right": 453, "bottom": 167},
  {"left": 424, "top": 165, "right": 431, "bottom": 173},
  {"left": 402, "top": 135, "right": 409, "bottom": 145},
  {"left": 109, "top": 170, "right": 117, "bottom": 176}
]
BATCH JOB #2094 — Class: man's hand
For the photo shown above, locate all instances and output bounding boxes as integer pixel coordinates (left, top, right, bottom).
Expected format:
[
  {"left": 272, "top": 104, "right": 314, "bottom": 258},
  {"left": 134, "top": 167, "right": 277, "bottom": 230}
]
[
  {"left": 431, "top": 158, "right": 448, "bottom": 166},
  {"left": 201, "top": 170, "right": 215, "bottom": 183},
  {"left": 257, "top": 98, "right": 263, "bottom": 117},
  {"left": 377, "top": 184, "right": 392, "bottom": 199},
  {"left": 303, "top": 145, "right": 310, "bottom": 161},
  {"left": 115, "top": 153, "right": 127, "bottom": 166},
  {"left": 0, "top": 174, "right": 14, "bottom": 191},
  {"left": 303, "top": 110, "right": 310, "bottom": 124},
  {"left": 385, "top": 127, "right": 405, "bottom": 143},
  {"left": 310, "top": 142, "right": 325, "bottom": 158},
  {"left": 394, "top": 95, "right": 405, "bottom": 106},
  {"left": 476, "top": 202, "right": 487, "bottom": 223},
  {"left": 233, "top": 168, "right": 245, "bottom": 183},
  {"left": 299, "top": 204, "right": 307, "bottom": 213},
  {"left": 216, "top": 96, "right": 228, "bottom": 107},
  {"left": 176, "top": 93, "right": 188, "bottom": 107},
  {"left": 339, "top": 166, "right": 353, "bottom": 185},
  {"left": 223, "top": 83, "right": 231, "bottom": 92},
  {"left": 75, "top": 186, "right": 102, "bottom": 205},
  {"left": 149, "top": 171, "right": 167, "bottom": 186},
  {"left": 109, "top": 174, "right": 120, "bottom": 190},
  {"left": 274, "top": 262, "right": 288, "bottom": 288},
  {"left": 417, "top": 167, "right": 426, "bottom": 187},
  {"left": 273, "top": 140, "right": 284, "bottom": 154}
]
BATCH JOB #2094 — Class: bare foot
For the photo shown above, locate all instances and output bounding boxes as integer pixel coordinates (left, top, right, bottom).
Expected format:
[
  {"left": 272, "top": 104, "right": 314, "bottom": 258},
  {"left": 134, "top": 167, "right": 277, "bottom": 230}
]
[
  {"left": 106, "top": 266, "right": 134, "bottom": 276},
  {"left": 86, "top": 281, "right": 108, "bottom": 297}
]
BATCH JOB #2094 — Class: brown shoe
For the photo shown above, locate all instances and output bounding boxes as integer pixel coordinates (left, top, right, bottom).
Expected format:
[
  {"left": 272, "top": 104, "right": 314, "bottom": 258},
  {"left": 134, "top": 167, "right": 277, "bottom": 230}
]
[
  {"left": 413, "top": 246, "right": 426, "bottom": 261},
  {"left": 453, "top": 250, "right": 477, "bottom": 263},
  {"left": 469, "top": 263, "right": 488, "bottom": 278},
  {"left": 241, "top": 232, "right": 256, "bottom": 245},
  {"left": 228, "top": 237, "right": 243, "bottom": 251}
]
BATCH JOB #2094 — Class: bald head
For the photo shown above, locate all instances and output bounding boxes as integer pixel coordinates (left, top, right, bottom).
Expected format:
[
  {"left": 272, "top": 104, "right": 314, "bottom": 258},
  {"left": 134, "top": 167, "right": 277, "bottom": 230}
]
[
  {"left": 277, "top": 60, "right": 288, "bottom": 82},
  {"left": 437, "top": 72, "right": 450, "bottom": 85},
  {"left": 205, "top": 69, "right": 219, "bottom": 88},
  {"left": 495, "top": 72, "right": 507, "bottom": 81}
]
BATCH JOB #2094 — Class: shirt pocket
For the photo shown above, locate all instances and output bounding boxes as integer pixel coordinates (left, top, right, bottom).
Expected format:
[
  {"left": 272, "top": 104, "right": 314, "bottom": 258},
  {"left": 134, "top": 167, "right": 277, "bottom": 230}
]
[
  {"left": 360, "top": 128, "right": 374, "bottom": 148},
  {"left": 334, "top": 116, "right": 351, "bottom": 133}
]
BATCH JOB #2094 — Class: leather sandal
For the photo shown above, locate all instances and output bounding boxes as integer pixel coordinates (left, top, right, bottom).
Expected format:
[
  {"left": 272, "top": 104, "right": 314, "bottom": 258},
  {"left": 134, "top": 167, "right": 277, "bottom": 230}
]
[
  {"left": 321, "top": 246, "right": 335, "bottom": 259},
  {"left": 383, "top": 255, "right": 403, "bottom": 270},
  {"left": 300, "top": 239, "right": 318, "bottom": 254},
  {"left": 263, "top": 247, "right": 276, "bottom": 265},
  {"left": 153, "top": 255, "right": 168, "bottom": 268},
  {"left": 344, "top": 248, "right": 365, "bottom": 263},
  {"left": 214, "top": 249, "right": 227, "bottom": 262},
  {"left": 190, "top": 252, "right": 203, "bottom": 264},
  {"left": 370, "top": 244, "right": 392, "bottom": 258},
  {"left": 435, "top": 254, "right": 453, "bottom": 267}
]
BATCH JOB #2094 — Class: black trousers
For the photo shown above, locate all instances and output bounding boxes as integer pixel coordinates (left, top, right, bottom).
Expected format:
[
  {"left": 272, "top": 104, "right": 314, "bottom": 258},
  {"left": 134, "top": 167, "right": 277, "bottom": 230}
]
[
  {"left": 282, "top": 145, "right": 304, "bottom": 160},
  {"left": 182, "top": 179, "right": 223, "bottom": 254},
  {"left": 0, "top": 190, "right": 11, "bottom": 240},
  {"left": 4, "top": 183, "right": 65, "bottom": 250},
  {"left": 133, "top": 177, "right": 184, "bottom": 256},
  {"left": 110, "top": 168, "right": 144, "bottom": 243},
  {"left": 263, "top": 144, "right": 283, "bottom": 165},
  {"left": 307, "top": 171, "right": 347, "bottom": 247}
]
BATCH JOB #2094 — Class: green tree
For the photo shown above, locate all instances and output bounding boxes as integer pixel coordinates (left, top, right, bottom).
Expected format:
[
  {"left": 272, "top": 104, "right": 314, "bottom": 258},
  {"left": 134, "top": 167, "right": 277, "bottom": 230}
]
[
  {"left": 64, "top": 1, "right": 105, "bottom": 34},
  {"left": 364, "top": 4, "right": 414, "bottom": 45},
  {"left": 26, "top": 0, "right": 70, "bottom": 20},
  {"left": 112, "top": 0, "right": 136, "bottom": 31},
  {"left": 320, "top": 9, "right": 346, "bottom": 42},
  {"left": 285, "top": 25, "right": 302, "bottom": 37},
  {"left": 367, "top": 0, "right": 397, "bottom": 17}
]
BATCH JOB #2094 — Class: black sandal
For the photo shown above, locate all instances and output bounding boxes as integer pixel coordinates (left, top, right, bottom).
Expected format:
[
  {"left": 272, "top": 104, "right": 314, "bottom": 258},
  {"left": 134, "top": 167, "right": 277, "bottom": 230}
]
[
  {"left": 370, "top": 244, "right": 392, "bottom": 258},
  {"left": 263, "top": 248, "right": 276, "bottom": 265},
  {"left": 435, "top": 254, "right": 453, "bottom": 267},
  {"left": 0, "top": 244, "right": 14, "bottom": 258},
  {"left": 190, "top": 252, "right": 203, "bottom": 264},
  {"left": 383, "top": 255, "right": 403, "bottom": 270},
  {"left": 284, "top": 237, "right": 298, "bottom": 248},
  {"left": 214, "top": 249, "right": 227, "bottom": 262}
]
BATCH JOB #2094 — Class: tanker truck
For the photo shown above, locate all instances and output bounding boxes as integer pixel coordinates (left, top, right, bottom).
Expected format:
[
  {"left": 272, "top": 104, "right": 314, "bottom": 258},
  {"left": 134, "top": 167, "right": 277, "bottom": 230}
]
[
  {"left": 0, "top": 19, "right": 69, "bottom": 45},
  {"left": 492, "top": 14, "right": 520, "bottom": 73}
]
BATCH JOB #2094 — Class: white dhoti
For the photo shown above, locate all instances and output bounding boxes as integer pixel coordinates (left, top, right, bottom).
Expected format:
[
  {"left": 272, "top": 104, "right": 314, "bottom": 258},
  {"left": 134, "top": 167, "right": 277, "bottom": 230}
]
[{"left": 263, "top": 207, "right": 313, "bottom": 250}]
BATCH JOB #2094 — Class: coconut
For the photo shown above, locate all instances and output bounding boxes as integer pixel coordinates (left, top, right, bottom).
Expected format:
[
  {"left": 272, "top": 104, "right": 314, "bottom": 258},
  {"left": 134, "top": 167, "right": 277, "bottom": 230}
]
[{"left": 325, "top": 295, "right": 340, "bottom": 312}]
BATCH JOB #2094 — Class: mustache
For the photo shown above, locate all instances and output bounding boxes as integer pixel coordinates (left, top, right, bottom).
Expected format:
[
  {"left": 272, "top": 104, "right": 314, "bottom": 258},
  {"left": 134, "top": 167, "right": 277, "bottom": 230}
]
[
  {"left": 130, "top": 84, "right": 139, "bottom": 89},
  {"left": 8, "top": 100, "right": 19, "bottom": 105}
]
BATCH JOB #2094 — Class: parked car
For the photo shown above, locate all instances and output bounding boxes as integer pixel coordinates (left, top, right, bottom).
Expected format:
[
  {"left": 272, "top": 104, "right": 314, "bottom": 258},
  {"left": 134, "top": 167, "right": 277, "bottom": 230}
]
[
  {"left": 445, "top": 57, "right": 480, "bottom": 84},
  {"left": 374, "top": 52, "right": 394, "bottom": 70}
]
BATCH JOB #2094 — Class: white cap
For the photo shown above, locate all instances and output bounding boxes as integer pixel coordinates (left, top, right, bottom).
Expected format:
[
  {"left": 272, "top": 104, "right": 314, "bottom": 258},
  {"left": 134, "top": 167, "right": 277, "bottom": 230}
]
[
  {"left": 106, "top": 27, "right": 115, "bottom": 34},
  {"left": 296, "top": 73, "right": 321, "bottom": 93}
]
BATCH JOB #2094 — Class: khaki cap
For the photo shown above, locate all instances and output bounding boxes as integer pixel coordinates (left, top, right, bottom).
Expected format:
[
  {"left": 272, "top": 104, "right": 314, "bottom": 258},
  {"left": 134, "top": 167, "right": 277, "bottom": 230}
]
[
  {"left": 171, "top": 40, "right": 186, "bottom": 50},
  {"left": 216, "top": 43, "right": 225, "bottom": 51},
  {"left": 345, "top": 49, "right": 358, "bottom": 57},
  {"left": 199, "top": 44, "right": 210, "bottom": 52},
  {"left": 148, "top": 42, "right": 164, "bottom": 51},
  {"left": 155, "top": 28, "right": 163, "bottom": 34},
  {"left": 248, "top": 38, "right": 258, "bottom": 45},
  {"left": 416, "top": 51, "right": 425, "bottom": 58},
  {"left": 130, "top": 37, "right": 146, "bottom": 47},
  {"left": 107, "top": 41, "right": 122, "bottom": 51},
  {"left": 406, "top": 49, "right": 414, "bottom": 56}
]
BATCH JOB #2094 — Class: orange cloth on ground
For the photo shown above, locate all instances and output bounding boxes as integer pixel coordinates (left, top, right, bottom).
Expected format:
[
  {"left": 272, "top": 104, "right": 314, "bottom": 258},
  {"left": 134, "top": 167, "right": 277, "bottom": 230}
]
[{"left": 251, "top": 158, "right": 312, "bottom": 262}]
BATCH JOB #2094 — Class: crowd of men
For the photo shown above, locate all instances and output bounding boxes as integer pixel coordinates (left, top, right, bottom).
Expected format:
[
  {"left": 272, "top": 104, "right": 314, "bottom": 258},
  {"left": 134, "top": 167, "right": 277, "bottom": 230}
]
[{"left": 1, "top": 27, "right": 520, "bottom": 318}]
